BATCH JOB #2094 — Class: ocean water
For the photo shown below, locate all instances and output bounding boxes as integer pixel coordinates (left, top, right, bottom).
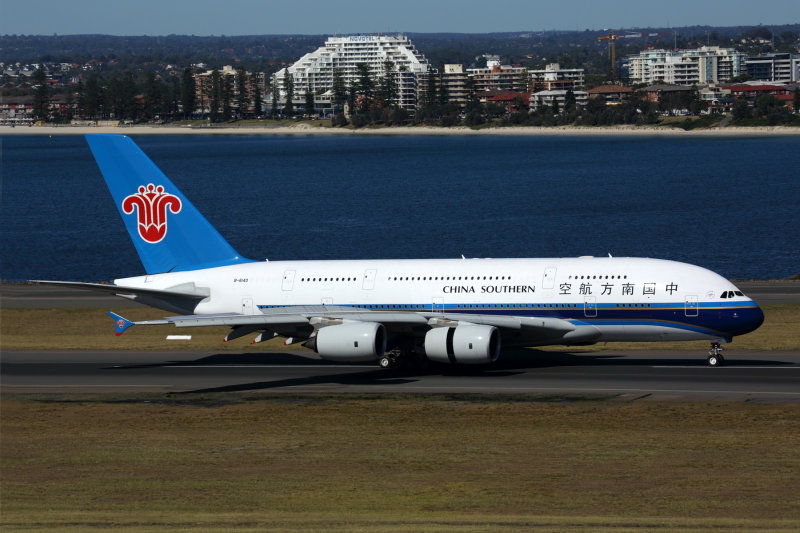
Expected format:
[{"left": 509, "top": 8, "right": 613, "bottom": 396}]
[{"left": 1, "top": 133, "right": 798, "bottom": 282}]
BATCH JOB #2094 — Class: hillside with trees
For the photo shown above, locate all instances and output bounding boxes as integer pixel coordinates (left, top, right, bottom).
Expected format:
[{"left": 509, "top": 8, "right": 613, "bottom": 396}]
[
  {"left": 2, "top": 25, "right": 798, "bottom": 127},
  {"left": 3, "top": 24, "right": 799, "bottom": 79}
]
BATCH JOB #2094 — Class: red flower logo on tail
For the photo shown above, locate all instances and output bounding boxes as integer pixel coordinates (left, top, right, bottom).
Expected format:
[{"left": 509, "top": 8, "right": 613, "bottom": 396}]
[{"left": 122, "top": 184, "right": 182, "bottom": 243}]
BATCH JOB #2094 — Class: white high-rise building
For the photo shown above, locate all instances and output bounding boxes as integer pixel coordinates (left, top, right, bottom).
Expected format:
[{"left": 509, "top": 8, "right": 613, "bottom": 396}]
[
  {"left": 625, "top": 46, "right": 745, "bottom": 85},
  {"left": 272, "top": 35, "right": 431, "bottom": 112}
]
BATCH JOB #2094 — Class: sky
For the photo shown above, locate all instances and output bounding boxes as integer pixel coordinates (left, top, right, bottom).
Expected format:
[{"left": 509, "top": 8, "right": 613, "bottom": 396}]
[{"left": 1, "top": 0, "right": 799, "bottom": 36}]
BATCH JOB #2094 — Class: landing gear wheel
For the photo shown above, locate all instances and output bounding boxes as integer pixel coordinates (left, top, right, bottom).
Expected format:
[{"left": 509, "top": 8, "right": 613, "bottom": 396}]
[
  {"left": 379, "top": 347, "right": 411, "bottom": 369},
  {"left": 707, "top": 342, "right": 725, "bottom": 366}
]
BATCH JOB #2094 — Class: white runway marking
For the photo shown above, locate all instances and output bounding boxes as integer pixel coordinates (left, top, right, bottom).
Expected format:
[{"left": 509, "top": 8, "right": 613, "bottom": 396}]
[
  {"left": 161, "top": 364, "right": 361, "bottom": 369},
  {"left": 651, "top": 366, "right": 799, "bottom": 369},
  {"left": 3, "top": 384, "right": 172, "bottom": 388}
]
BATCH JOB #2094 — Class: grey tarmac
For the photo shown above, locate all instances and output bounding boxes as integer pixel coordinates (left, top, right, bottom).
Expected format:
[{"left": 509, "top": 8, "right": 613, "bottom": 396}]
[{"left": 3, "top": 350, "right": 799, "bottom": 401}]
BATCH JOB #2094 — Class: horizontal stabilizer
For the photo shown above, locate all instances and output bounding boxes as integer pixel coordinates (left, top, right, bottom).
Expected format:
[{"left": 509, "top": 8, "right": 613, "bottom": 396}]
[
  {"left": 108, "top": 311, "right": 170, "bottom": 336},
  {"left": 109, "top": 312, "right": 135, "bottom": 336}
]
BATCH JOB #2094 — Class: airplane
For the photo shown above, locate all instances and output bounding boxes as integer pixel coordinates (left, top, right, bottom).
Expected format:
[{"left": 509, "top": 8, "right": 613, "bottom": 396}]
[{"left": 36, "top": 134, "right": 764, "bottom": 368}]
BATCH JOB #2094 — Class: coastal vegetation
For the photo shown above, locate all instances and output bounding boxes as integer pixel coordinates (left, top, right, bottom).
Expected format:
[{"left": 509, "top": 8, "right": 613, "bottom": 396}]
[
  {"left": 4, "top": 26, "right": 800, "bottom": 81},
  {"left": 16, "top": 61, "right": 800, "bottom": 130},
  {"left": 3, "top": 26, "right": 799, "bottom": 129}
]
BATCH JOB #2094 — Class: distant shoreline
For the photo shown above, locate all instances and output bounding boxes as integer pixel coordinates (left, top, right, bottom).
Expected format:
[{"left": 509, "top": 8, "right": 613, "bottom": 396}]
[{"left": 3, "top": 124, "right": 800, "bottom": 137}]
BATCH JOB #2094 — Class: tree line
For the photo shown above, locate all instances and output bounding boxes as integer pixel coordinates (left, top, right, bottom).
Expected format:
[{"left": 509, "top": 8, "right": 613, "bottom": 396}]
[
  {"left": 29, "top": 65, "right": 268, "bottom": 123},
  {"left": 25, "top": 63, "right": 800, "bottom": 127},
  {"left": 30, "top": 67, "right": 191, "bottom": 122},
  {"left": 5, "top": 26, "right": 799, "bottom": 84},
  {"left": 731, "top": 89, "right": 800, "bottom": 125}
]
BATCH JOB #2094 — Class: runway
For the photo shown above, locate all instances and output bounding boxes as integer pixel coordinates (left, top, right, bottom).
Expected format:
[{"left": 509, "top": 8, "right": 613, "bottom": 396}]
[
  {"left": 2, "top": 282, "right": 799, "bottom": 400},
  {"left": 3, "top": 350, "right": 799, "bottom": 400}
]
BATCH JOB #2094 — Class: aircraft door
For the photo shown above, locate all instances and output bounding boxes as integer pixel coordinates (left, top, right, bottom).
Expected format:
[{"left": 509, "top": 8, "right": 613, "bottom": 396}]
[
  {"left": 685, "top": 295, "right": 699, "bottom": 317},
  {"left": 432, "top": 297, "right": 444, "bottom": 314},
  {"left": 321, "top": 297, "right": 333, "bottom": 306},
  {"left": 281, "top": 270, "right": 296, "bottom": 291},
  {"left": 543, "top": 267, "right": 557, "bottom": 289},
  {"left": 362, "top": 269, "right": 377, "bottom": 290},
  {"left": 241, "top": 297, "right": 255, "bottom": 315},
  {"left": 584, "top": 296, "right": 597, "bottom": 318}
]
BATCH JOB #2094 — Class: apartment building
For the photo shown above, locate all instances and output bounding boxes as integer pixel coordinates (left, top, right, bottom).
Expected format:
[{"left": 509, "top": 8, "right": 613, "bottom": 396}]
[
  {"left": 439, "top": 64, "right": 471, "bottom": 108},
  {"left": 745, "top": 53, "right": 800, "bottom": 82},
  {"left": 529, "top": 90, "right": 588, "bottom": 111},
  {"left": 586, "top": 85, "right": 634, "bottom": 104},
  {"left": 194, "top": 65, "right": 266, "bottom": 115},
  {"left": 272, "top": 35, "right": 431, "bottom": 112},
  {"left": 528, "top": 63, "right": 585, "bottom": 90},
  {"left": 625, "top": 46, "right": 745, "bottom": 85},
  {"left": 467, "top": 61, "right": 528, "bottom": 92}
]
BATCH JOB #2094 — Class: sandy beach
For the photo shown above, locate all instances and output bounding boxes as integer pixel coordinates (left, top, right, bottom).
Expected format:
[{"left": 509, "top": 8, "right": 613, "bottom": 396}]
[{"left": 2, "top": 123, "right": 800, "bottom": 136}]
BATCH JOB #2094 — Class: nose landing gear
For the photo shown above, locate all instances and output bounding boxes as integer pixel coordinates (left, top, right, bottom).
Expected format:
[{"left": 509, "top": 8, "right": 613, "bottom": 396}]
[{"left": 707, "top": 342, "right": 725, "bottom": 366}]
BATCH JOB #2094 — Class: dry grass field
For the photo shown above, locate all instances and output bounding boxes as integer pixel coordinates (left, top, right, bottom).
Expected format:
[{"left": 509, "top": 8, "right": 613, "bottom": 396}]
[
  {"left": 2, "top": 303, "right": 798, "bottom": 531},
  {"left": 2, "top": 395, "right": 799, "bottom": 532}
]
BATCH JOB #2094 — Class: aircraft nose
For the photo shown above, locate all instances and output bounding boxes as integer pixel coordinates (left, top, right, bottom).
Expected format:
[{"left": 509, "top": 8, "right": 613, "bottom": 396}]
[
  {"left": 752, "top": 304, "right": 765, "bottom": 330},
  {"left": 739, "top": 303, "right": 765, "bottom": 335}
]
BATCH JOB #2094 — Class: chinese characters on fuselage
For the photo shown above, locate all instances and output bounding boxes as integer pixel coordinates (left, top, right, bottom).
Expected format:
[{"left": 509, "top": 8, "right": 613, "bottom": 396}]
[{"left": 559, "top": 282, "right": 679, "bottom": 296}]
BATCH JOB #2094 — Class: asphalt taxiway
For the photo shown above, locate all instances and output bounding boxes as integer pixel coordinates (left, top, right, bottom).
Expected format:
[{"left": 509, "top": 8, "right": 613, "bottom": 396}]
[{"left": 3, "top": 350, "right": 799, "bottom": 400}]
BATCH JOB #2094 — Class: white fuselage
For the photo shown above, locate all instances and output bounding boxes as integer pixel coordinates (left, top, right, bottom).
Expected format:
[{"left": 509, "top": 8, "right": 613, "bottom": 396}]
[{"left": 116, "top": 256, "right": 762, "bottom": 345}]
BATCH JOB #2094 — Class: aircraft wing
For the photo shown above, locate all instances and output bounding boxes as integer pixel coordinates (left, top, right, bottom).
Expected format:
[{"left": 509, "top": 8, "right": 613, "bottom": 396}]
[
  {"left": 428, "top": 312, "right": 600, "bottom": 344},
  {"left": 110, "top": 306, "right": 600, "bottom": 345},
  {"left": 32, "top": 280, "right": 209, "bottom": 314},
  {"left": 128, "top": 307, "right": 567, "bottom": 331},
  {"left": 30, "top": 280, "right": 600, "bottom": 345}
]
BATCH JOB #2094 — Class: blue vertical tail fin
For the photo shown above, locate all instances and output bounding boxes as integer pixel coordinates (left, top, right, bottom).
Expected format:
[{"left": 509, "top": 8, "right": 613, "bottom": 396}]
[{"left": 86, "top": 134, "right": 251, "bottom": 274}]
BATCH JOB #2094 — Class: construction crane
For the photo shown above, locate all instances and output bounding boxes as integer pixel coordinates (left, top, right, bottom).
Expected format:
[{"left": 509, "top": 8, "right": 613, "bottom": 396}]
[{"left": 597, "top": 30, "right": 667, "bottom": 80}]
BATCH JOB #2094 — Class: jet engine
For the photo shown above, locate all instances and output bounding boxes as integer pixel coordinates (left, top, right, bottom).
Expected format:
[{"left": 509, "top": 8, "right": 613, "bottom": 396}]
[
  {"left": 310, "top": 322, "right": 387, "bottom": 362},
  {"left": 424, "top": 325, "right": 501, "bottom": 364}
]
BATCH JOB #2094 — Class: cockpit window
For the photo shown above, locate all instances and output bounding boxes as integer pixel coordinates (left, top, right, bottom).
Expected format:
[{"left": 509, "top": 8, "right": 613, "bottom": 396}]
[
  {"left": 734, "top": 291, "right": 744, "bottom": 296},
  {"left": 721, "top": 291, "right": 728, "bottom": 298}
]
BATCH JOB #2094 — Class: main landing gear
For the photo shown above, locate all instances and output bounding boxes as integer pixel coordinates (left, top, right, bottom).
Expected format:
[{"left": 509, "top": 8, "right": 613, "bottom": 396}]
[
  {"left": 379, "top": 348, "right": 428, "bottom": 370},
  {"left": 707, "top": 342, "right": 725, "bottom": 367}
]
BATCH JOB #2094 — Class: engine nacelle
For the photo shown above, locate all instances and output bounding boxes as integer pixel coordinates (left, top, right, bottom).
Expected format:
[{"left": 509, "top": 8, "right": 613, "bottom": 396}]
[
  {"left": 424, "top": 325, "right": 501, "bottom": 364},
  {"left": 313, "top": 322, "right": 386, "bottom": 362}
]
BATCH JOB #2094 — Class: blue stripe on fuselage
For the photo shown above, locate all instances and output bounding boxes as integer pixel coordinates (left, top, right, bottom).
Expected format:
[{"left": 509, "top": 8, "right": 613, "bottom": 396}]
[{"left": 255, "top": 300, "right": 763, "bottom": 339}]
